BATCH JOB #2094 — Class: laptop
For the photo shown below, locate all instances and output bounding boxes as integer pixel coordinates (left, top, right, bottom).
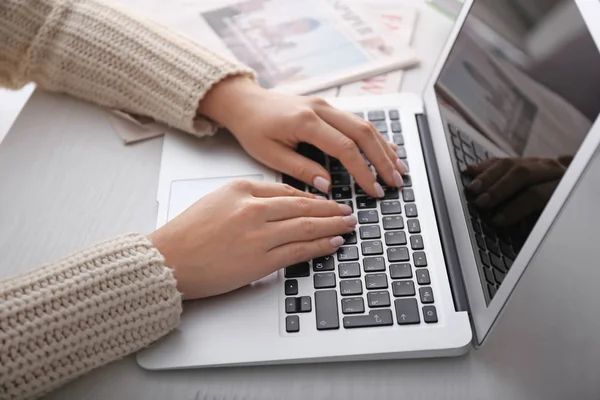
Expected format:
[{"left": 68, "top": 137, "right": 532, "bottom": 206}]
[{"left": 138, "top": 0, "right": 600, "bottom": 369}]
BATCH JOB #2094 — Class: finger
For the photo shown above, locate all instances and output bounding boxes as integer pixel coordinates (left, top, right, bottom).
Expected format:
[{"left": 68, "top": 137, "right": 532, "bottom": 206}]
[
  {"left": 297, "top": 115, "right": 382, "bottom": 198},
  {"left": 477, "top": 160, "right": 564, "bottom": 209},
  {"left": 466, "top": 158, "right": 513, "bottom": 195},
  {"left": 251, "top": 145, "right": 332, "bottom": 194},
  {"left": 492, "top": 181, "right": 557, "bottom": 227},
  {"left": 465, "top": 158, "right": 500, "bottom": 178},
  {"left": 267, "top": 236, "right": 345, "bottom": 268},
  {"left": 375, "top": 131, "right": 409, "bottom": 175},
  {"left": 247, "top": 180, "right": 317, "bottom": 199},
  {"left": 265, "top": 197, "right": 352, "bottom": 221},
  {"left": 267, "top": 215, "right": 357, "bottom": 249},
  {"left": 316, "top": 106, "right": 403, "bottom": 188}
]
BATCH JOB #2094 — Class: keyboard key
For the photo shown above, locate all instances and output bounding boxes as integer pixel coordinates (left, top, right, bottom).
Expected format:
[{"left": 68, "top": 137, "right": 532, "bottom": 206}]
[
  {"left": 343, "top": 230, "right": 357, "bottom": 245},
  {"left": 493, "top": 268, "right": 506, "bottom": 284},
  {"left": 354, "top": 183, "right": 366, "bottom": 195},
  {"left": 413, "top": 252, "right": 428, "bottom": 267},
  {"left": 360, "top": 225, "right": 381, "bottom": 239},
  {"left": 367, "top": 291, "right": 391, "bottom": 308},
  {"left": 342, "top": 297, "right": 365, "bottom": 314},
  {"left": 381, "top": 201, "right": 402, "bottom": 215},
  {"left": 461, "top": 174, "right": 472, "bottom": 187},
  {"left": 285, "top": 262, "right": 310, "bottom": 278},
  {"left": 499, "top": 241, "right": 517, "bottom": 260},
  {"left": 356, "top": 196, "right": 377, "bottom": 209},
  {"left": 423, "top": 306, "right": 438, "bottom": 323},
  {"left": 337, "top": 246, "right": 359, "bottom": 262},
  {"left": 282, "top": 174, "right": 305, "bottom": 191},
  {"left": 481, "top": 221, "right": 496, "bottom": 238},
  {"left": 457, "top": 160, "right": 467, "bottom": 172},
  {"left": 407, "top": 219, "right": 421, "bottom": 233},
  {"left": 483, "top": 267, "right": 495, "bottom": 284},
  {"left": 337, "top": 200, "right": 354, "bottom": 213},
  {"left": 485, "top": 237, "right": 501, "bottom": 256},
  {"left": 285, "top": 279, "right": 298, "bottom": 295},
  {"left": 329, "top": 158, "right": 346, "bottom": 173},
  {"left": 286, "top": 315, "right": 300, "bottom": 332},
  {"left": 395, "top": 298, "right": 420, "bottom": 324},
  {"left": 331, "top": 172, "right": 350, "bottom": 186},
  {"left": 473, "top": 141, "right": 488, "bottom": 161},
  {"left": 404, "top": 204, "right": 418, "bottom": 218},
  {"left": 402, "top": 175, "right": 412, "bottom": 187},
  {"left": 285, "top": 296, "right": 312, "bottom": 313},
  {"left": 315, "top": 290, "right": 340, "bottom": 330},
  {"left": 505, "top": 258, "right": 514, "bottom": 270},
  {"left": 410, "top": 235, "right": 424, "bottom": 250},
  {"left": 368, "top": 110, "right": 386, "bottom": 121},
  {"left": 464, "top": 154, "right": 475, "bottom": 165},
  {"left": 358, "top": 210, "right": 379, "bottom": 224},
  {"left": 397, "top": 147, "right": 407, "bottom": 159},
  {"left": 451, "top": 135, "right": 462, "bottom": 149},
  {"left": 402, "top": 189, "right": 415, "bottom": 202},
  {"left": 314, "top": 273, "right": 336, "bottom": 289},
  {"left": 373, "top": 121, "right": 388, "bottom": 133},
  {"left": 308, "top": 186, "right": 328, "bottom": 198},
  {"left": 475, "top": 233, "right": 486, "bottom": 250},
  {"left": 339, "top": 262, "right": 361, "bottom": 278},
  {"left": 363, "top": 257, "right": 386, "bottom": 272},
  {"left": 393, "top": 134, "right": 404, "bottom": 145},
  {"left": 313, "top": 255, "right": 335, "bottom": 271},
  {"left": 383, "top": 216, "right": 404, "bottom": 230},
  {"left": 365, "top": 273, "right": 388, "bottom": 290},
  {"left": 344, "top": 309, "right": 394, "bottom": 329},
  {"left": 362, "top": 240, "right": 384, "bottom": 256},
  {"left": 392, "top": 280, "right": 415, "bottom": 297},
  {"left": 416, "top": 269, "right": 431, "bottom": 285},
  {"left": 353, "top": 111, "right": 365, "bottom": 119},
  {"left": 391, "top": 121, "right": 402, "bottom": 133},
  {"left": 468, "top": 203, "right": 479, "bottom": 217},
  {"left": 488, "top": 284, "right": 498, "bottom": 299},
  {"left": 340, "top": 279, "right": 363, "bottom": 296},
  {"left": 383, "top": 187, "right": 400, "bottom": 200},
  {"left": 419, "top": 287, "right": 435, "bottom": 304},
  {"left": 479, "top": 250, "right": 491, "bottom": 267},
  {"left": 385, "top": 231, "right": 407, "bottom": 246},
  {"left": 461, "top": 142, "right": 475, "bottom": 159},
  {"left": 387, "top": 247, "right": 410, "bottom": 262},
  {"left": 388, "top": 110, "right": 400, "bottom": 120},
  {"left": 490, "top": 253, "right": 506, "bottom": 273},
  {"left": 390, "top": 263, "right": 412, "bottom": 279},
  {"left": 299, "top": 143, "right": 326, "bottom": 165},
  {"left": 332, "top": 186, "right": 352, "bottom": 200}
]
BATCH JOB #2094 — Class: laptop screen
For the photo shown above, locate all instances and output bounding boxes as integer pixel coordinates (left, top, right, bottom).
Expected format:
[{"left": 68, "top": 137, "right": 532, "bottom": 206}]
[{"left": 433, "top": 0, "right": 600, "bottom": 304}]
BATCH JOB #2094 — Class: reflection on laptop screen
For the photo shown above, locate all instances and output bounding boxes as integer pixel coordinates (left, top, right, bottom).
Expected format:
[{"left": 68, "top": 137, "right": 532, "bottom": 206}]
[{"left": 434, "top": 0, "right": 600, "bottom": 304}]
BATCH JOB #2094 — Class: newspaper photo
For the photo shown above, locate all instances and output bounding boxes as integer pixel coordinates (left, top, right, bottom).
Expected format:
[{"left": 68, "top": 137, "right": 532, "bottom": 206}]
[{"left": 199, "top": 0, "right": 418, "bottom": 93}]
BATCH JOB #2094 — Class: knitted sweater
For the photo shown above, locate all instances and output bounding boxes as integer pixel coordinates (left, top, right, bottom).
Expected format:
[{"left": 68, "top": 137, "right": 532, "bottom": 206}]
[{"left": 0, "top": 0, "right": 253, "bottom": 398}]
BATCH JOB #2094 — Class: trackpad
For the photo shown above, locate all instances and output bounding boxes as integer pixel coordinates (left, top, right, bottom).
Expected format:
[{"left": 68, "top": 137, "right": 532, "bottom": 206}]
[{"left": 167, "top": 175, "right": 264, "bottom": 222}]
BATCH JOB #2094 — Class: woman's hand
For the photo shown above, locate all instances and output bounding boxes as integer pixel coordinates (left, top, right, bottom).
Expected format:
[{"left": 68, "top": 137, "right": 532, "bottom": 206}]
[
  {"left": 198, "top": 77, "right": 407, "bottom": 198},
  {"left": 147, "top": 180, "right": 356, "bottom": 300}
]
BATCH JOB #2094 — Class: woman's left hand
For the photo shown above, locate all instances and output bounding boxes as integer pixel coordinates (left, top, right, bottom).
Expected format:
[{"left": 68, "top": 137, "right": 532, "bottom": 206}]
[{"left": 198, "top": 76, "right": 407, "bottom": 199}]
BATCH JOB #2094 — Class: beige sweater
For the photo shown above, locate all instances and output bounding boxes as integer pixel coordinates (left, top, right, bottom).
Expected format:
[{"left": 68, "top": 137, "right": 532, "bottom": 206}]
[{"left": 0, "top": 0, "right": 253, "bottom": 398}]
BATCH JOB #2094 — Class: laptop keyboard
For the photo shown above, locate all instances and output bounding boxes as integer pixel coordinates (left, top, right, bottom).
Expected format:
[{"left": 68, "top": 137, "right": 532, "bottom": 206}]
[
  {"left": 282, "top": 109, "right": 438, "bottom": 333},
  {"left": 448, "top": 123, "right": 518, "bottom": 304}
]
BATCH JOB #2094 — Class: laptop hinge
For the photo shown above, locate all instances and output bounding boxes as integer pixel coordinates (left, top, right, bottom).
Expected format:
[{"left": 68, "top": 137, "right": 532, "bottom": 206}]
[{"left": 415, "top": 114, "right": 469, "bottom": 312}]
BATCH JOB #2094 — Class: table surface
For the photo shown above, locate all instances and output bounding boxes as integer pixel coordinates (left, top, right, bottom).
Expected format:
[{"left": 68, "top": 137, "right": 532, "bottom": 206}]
[{"left": 1, "top": 2, "right": 600, "bottom": 399}]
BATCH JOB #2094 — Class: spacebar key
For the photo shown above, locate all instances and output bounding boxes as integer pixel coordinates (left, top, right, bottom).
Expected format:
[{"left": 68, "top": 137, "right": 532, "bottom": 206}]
[
  {"left": 343, "top": 310, "right": 393, "bottom": 328},
  {"left": 315, "top": 290, "right": 340, "bottom": 330}
]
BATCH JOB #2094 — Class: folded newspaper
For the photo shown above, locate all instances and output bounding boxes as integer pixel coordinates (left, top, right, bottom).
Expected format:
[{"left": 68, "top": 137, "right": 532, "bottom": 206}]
[{"left": 111, "top": 0, "right": 419, "bottom": 142}]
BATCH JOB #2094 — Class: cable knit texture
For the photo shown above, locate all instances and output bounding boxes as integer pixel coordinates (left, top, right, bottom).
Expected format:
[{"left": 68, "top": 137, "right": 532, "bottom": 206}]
[
  {"left": 0, "top": 0, "right": 255, "bottom": 136},
  {"left": 0, "top": 234, "right": 182, "bottom": 400}
]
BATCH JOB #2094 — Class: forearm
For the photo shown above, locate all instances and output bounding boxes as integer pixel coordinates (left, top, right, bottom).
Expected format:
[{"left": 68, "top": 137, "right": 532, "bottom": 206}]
[
  {"left": 0, "top": 233, "right": 182, "bottom": 399},
  {"left": 0, "top": 0, "right": 254, "bottom": 136}
]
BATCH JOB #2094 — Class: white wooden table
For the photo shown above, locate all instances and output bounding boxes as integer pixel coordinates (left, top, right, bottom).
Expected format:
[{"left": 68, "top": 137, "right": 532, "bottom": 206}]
[{"left": 1, "top": 2, "right": 600, "bottom": 399}]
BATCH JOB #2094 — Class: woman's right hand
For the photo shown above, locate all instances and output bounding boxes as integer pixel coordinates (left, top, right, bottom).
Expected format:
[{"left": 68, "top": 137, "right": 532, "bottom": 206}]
[{"left": 147, "top": 180, "right": 356, "bottom": 300}]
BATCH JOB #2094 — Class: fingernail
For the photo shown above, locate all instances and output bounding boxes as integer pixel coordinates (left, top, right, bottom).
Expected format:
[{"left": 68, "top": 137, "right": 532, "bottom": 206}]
[
  {"left": 373, "top": 182, "right": 385, "bottom": 198},
  {"left": 393, "top": 170, "right": 404, "bottom": 188},
  {"left": 330, "top": 236, "right": 345, "bottom": 248},
  {"left": 469, "top": 179, "right": 482, "bottom": 193},
  {"left": 313, "top": 176, "right": 330, "bottom": 193},
  {"left": 475, "top": 193, "right": 490, "bottom": 207},
  {"left": 343, "top": 215, "right": 358, "bottom": 227},
  {"left": 316, "top": 195, "right": 328, "bottom": 200},
  {"left": 492, "top": 214, "right": 505, "bottom": 226},
  {"left": 338, "top": 203, "right": 353, "bottom": 215},
  {"left": 396, "top": 159, "right": 408, "bottom": 174}
]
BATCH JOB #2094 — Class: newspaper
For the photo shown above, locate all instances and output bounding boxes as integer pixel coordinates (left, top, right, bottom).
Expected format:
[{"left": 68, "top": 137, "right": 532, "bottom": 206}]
[{"left": 436, "top": 31, "right": 591, "bottom": 158}]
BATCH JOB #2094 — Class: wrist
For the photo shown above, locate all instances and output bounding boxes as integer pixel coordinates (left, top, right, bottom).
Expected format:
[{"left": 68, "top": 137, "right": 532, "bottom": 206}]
[{"left": 197, "top": 75, "right": 264, "bottom": 128}]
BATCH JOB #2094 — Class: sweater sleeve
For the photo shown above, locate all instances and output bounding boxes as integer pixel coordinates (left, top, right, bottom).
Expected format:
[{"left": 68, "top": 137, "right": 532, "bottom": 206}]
[
  {"left": 0, "top": 0, "right": 255, "bottom": 136},
  {"left": 0, "top": 233, "right": 182, "bottom": 400}
]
